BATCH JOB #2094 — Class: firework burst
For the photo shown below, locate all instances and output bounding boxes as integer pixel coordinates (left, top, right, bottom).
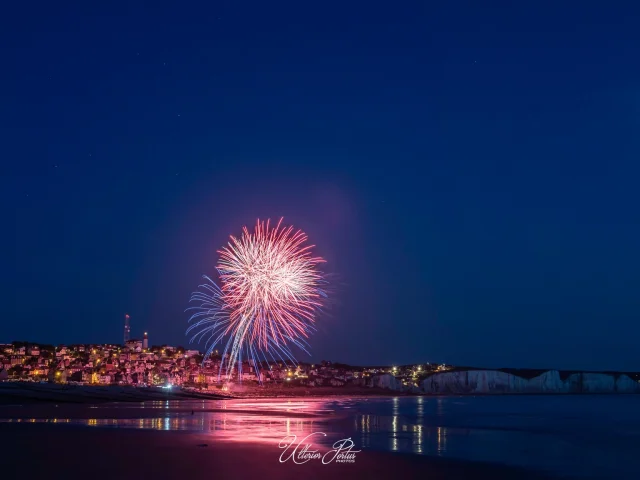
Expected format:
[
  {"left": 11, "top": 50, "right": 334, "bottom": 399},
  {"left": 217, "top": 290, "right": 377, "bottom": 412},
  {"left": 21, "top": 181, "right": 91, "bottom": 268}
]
[{"left": 186, "top": 218, "right": 327, "bottom": 382}]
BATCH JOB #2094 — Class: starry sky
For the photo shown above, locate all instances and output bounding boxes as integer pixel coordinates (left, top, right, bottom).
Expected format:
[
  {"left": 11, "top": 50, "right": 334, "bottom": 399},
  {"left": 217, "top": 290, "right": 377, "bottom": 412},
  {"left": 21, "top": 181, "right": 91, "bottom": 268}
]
[{"left": 3, "top": 2, "right": 640, "bottom": 371}]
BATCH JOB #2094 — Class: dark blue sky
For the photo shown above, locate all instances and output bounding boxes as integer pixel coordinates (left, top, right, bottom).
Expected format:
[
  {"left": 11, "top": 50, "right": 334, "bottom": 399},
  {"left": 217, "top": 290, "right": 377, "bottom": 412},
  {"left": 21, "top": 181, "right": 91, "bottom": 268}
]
[{"left": 3, "top": 2, "right": 640, "bottom": 370}]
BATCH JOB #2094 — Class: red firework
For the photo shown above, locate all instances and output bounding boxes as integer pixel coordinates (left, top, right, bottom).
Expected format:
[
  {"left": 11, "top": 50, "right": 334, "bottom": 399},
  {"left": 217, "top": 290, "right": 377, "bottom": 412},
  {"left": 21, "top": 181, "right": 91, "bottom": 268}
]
[{"left": 217, "top": 218, "right": 326, "bottom": 350}]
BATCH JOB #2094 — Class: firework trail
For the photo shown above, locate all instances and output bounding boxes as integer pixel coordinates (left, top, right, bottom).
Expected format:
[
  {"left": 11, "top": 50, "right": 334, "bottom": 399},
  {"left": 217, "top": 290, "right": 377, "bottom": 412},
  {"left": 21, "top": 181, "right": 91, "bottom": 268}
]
[{"left": 186, "top": 218, "right": 327, "bottom": 382}]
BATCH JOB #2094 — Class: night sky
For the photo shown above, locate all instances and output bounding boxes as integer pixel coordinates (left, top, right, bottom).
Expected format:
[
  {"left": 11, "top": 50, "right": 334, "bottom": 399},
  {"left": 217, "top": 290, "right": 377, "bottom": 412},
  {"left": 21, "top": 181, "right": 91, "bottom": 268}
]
[{"left": 3, "top": 3, "right": 640, "bottom": 371}]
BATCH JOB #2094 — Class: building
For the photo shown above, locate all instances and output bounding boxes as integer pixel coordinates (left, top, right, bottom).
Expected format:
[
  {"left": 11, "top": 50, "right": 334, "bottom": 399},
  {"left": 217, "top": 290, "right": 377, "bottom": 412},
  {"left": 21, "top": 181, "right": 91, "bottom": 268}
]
[
  {"left": 143, "top": 332, "right": 148, "bottom": 350},
  {"left": 126, "top": 339, "right": 143, "bottom": 352}
]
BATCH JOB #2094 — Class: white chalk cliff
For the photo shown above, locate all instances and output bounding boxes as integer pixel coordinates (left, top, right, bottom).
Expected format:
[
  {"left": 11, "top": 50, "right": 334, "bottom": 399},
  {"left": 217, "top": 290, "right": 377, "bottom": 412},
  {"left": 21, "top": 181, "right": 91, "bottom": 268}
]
[
  {"left": 420, "top": 370, "right": 640, "bottom": 394},
  {"left": 369, "top": 373, "right": 401, "bottom": 390}
]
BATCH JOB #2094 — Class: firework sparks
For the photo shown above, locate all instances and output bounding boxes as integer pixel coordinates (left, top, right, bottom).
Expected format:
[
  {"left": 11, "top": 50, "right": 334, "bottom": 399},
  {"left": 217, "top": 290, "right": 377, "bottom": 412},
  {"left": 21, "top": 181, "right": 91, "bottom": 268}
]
[{"left": 187, "top": 218, "right": 327, "bottom": 382}]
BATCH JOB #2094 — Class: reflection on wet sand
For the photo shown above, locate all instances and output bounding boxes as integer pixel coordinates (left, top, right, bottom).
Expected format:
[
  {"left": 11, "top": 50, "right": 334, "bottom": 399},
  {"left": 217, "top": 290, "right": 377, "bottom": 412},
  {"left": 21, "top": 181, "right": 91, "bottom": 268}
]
[
  {"left": 1, "top": 414, "right": 341, "bottom": 444},
  {"left": 0, "top": 399, "right": 351, "bottom": 447},
  {"left": 353, "top": 413, "right": 454, "bottom": 456},
  {"left": 3, "top": 395, "right": 639, "bottom": 477},
  {"left": 0, "top": 397, "right": 459, "bottom": 454}
]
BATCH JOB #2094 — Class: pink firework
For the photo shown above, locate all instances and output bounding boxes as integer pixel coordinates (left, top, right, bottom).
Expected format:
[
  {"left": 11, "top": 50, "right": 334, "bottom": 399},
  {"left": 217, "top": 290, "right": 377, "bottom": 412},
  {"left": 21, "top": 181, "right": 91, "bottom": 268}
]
[{"left": 217, "top": 218, "right": 326, "bottom": 351}]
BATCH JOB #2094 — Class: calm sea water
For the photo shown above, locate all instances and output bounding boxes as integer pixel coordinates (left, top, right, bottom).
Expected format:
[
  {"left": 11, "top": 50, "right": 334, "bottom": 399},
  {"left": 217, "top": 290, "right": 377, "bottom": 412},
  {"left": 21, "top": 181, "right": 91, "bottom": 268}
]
[{"left": 4, "top": 395, "right": 640, "bottom": 478}]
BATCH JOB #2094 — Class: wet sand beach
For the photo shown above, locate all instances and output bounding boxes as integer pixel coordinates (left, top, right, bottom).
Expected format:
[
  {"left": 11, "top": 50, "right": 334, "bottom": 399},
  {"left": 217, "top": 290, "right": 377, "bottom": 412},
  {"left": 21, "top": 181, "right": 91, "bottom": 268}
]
[
  {"left": 4, "top": 394, "right": 638, "bottom": 478},
  {"left": 0, "top": 423, "right": 551, "bottom": 480}
]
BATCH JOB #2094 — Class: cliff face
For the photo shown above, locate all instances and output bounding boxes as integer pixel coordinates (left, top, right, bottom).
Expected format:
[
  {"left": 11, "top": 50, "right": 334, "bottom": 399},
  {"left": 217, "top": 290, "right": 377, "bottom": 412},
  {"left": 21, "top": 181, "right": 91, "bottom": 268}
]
[
  {"left": 421, "top": 370, "right": 640, "bottom": 394},
  {"left": 369, "top": 373, "right": 401, "bottom": 390},
  {"left": 527, "top": 370, "right": 567, "bottom": 392},
  {"left": 616, "top": 375, "right": 639, "bottom": 393},
  {"left": 575, "top": 373, "right": 615, "bottom": 393},
  {"left": 421, "top": 370, "right": 528, "bottom": 394}
]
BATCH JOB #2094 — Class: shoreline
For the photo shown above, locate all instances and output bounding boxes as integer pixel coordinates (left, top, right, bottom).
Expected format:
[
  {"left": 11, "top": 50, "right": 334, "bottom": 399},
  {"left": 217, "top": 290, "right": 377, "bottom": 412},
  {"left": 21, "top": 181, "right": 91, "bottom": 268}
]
[
  {"left": 0, "top": 381, "right": 231, "bottom": 405},
  {"left": 2, "top": 381, "right": 638, "bottom": 406}
]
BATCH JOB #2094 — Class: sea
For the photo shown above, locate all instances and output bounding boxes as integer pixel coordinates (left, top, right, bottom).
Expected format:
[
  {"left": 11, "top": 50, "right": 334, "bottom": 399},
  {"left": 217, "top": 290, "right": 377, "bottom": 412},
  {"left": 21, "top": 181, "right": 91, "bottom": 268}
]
[{"left": 4, "top": 395, "right": 640, "bottom": 478}]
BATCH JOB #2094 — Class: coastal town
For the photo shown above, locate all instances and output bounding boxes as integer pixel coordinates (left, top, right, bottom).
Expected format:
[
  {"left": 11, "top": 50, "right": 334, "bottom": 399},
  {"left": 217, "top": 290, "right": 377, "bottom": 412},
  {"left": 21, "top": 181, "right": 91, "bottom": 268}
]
[
  {"left": 3, "top": 339, "right": 640, "bottom": 396},
  {"left": 0, "top": 339, "right": 449, "bottom": 392}
]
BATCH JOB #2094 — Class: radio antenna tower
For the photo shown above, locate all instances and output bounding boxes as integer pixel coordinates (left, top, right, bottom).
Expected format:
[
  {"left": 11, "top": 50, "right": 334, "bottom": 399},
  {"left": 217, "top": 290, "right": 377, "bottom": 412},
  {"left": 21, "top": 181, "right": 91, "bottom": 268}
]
[{"left": 124, "top": 314, "right": 131, "bottom": 345}]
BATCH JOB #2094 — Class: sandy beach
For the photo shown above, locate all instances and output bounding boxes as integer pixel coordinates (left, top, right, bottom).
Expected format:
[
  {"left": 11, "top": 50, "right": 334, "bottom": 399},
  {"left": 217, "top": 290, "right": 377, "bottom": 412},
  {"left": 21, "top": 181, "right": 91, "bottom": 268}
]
[
  {"left": 0, "top": 381, "right": 409, "bottom": 405},
  {"left": 5, "top": 387, "right": 637, "bottom": 477},
  {"left": 0, "top": 423, "right": 551, "bottom": 479},
  {"left": 0, "top": 381, "right": 232, "bottom": 405}
]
